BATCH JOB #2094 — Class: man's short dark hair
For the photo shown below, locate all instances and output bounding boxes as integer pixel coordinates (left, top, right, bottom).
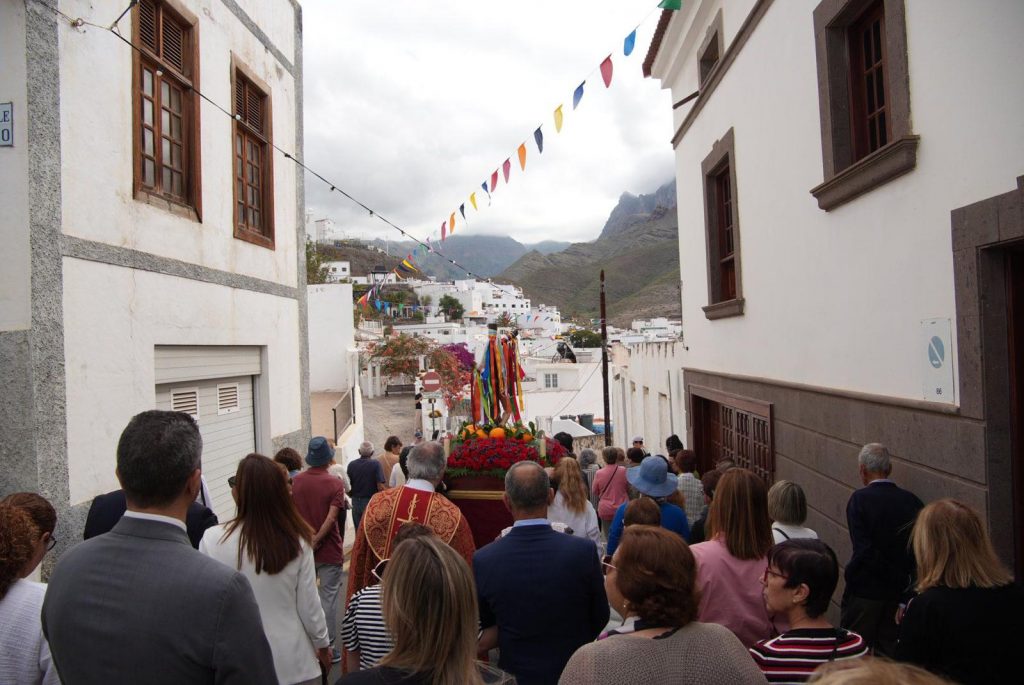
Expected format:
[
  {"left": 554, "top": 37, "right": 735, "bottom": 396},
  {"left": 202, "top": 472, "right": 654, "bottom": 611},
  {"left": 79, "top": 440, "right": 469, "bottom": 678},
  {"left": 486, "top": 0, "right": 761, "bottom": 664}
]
[
  {"left": 768, "top": 539, "right": 840, "bottom": 618},
  {"left": 552, "top": 432, "right": 574, "bottom": 453},
  {"left": 626, "top": 447, "right": 646, "bottom": 464},
  {"left": 504, "top": 462, "right": 550, "bottom": 511},
  {"left": 117, "top": 410, "right": 202, "bottom": 508}
]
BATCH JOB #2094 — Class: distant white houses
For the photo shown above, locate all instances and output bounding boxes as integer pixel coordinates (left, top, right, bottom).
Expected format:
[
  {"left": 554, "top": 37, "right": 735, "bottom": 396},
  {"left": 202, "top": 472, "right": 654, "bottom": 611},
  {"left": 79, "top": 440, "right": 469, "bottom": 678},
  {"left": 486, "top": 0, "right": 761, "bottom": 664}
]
[{"left": 325, "top": 260, "right": 351, "bottom": 282}]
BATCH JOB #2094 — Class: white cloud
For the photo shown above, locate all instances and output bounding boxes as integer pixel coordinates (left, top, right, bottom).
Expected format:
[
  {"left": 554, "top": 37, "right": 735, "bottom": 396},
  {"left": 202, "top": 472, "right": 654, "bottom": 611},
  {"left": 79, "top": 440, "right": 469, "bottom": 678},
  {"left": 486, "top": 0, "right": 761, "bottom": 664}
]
[{"left": 302, "top": 0, "right": 675, "bottom": 245}]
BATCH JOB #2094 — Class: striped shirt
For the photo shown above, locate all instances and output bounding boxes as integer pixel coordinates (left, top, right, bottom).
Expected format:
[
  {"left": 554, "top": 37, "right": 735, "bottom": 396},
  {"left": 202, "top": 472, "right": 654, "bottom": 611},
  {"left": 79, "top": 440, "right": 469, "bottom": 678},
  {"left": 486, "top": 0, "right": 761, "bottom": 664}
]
[
  {"left": 749, "top": 628, "right": 868, "bottom": 683},
  {"left": 341, "top": 584, "right": 394, "bottom": 670}
]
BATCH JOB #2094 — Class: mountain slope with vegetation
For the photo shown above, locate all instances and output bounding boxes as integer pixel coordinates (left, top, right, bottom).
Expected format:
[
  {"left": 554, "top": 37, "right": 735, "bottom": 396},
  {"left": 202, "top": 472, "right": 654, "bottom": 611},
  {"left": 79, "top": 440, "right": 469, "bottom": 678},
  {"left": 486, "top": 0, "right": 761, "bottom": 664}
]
[
  {"left": 369, "top": 235, "right": 570, "bottom": 279},
  {"left": 498, "top": 181, "right": 680, "bottom": 326}
]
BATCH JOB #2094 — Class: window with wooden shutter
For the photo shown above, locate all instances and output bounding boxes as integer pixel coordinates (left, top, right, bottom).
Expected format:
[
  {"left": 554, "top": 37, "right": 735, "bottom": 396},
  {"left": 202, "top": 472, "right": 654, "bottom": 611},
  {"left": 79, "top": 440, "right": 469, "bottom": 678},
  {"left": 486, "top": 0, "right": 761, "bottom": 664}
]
[
  {"left": 133, "top": 0, "right": 200, "bottom": 213},
  {"left": 700, "top": 129, "right": 744, "bottom": 319},
  {"left": 233, "top": 68, "right": 275, "bottom": 248},
  {"left": 690, "top": 386, "right": 774, "bottom": 484}
]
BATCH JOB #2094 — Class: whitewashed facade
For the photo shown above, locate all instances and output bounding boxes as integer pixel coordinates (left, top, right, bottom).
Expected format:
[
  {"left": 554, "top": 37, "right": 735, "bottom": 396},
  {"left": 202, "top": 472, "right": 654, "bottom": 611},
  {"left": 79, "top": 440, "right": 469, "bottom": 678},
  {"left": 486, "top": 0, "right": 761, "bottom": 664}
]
[
  {"left": 0, "top": 0, "right": 308, "bottom": 551},
  {"left": 643, "top": 0, "right": 1024, "bottom": 567}
]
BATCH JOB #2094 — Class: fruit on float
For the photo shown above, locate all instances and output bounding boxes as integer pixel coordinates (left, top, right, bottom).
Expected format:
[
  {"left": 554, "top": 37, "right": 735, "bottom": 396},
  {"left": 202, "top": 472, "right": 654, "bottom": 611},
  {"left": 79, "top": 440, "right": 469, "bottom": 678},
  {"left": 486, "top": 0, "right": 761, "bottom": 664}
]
[
  {"left": 476, "top": 429, "right": 489, "bottom": 439},
  {"left": 489, "top": 427, "right": 506, "bottom": 439},
  {"left": 521, "top": 433, "right": 533, "bottom": 442}
]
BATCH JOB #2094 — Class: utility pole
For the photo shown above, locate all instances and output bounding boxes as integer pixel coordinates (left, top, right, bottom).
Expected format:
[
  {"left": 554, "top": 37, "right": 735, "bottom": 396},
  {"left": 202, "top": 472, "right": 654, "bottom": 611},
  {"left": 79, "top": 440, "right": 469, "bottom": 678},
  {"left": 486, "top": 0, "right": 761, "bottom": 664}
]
[{"left": 600, "top": 270, "right": 611, "bottom": 446}]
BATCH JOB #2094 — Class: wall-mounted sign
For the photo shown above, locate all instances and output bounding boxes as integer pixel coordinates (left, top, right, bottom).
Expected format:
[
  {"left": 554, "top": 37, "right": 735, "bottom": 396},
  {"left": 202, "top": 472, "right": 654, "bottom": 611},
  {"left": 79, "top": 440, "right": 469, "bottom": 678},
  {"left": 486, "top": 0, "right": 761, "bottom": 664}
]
[
  {"left": 921, "top": 318, "right": 954, "bottom": 402},
  {"left": 0, "top": 103, "right": 13, "bottom": 147}
]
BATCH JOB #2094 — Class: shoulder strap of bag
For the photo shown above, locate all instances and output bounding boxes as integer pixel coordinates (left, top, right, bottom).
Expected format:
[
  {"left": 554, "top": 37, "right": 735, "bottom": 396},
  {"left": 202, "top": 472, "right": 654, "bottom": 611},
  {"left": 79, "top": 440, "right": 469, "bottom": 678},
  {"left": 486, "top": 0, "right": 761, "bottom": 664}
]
[{"left": 773, "top": 526, "right": 790, "bottom": 540}]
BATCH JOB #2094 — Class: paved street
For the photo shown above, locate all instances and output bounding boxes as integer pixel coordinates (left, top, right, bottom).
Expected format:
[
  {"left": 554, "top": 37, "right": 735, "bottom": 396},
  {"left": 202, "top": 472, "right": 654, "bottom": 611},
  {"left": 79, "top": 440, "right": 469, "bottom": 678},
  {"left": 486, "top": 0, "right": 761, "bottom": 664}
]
[{"left": 360, "top": 394, "right": 420, "bottom": 449}]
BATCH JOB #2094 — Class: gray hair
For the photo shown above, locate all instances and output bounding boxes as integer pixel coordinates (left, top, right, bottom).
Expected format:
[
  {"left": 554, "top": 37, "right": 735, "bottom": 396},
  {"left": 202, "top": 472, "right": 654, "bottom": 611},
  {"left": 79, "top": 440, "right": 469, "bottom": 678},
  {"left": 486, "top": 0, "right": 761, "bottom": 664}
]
[
  {"left": 504, "top": 461, "right": 550, "bottom": 511},
  {"left": 358, "top": 441, "right": 374, "bottom": 458},
  {"left": 407, "top": 441, "right": 446, "bottom": 481},
  {"left": 858, "top": 443, "right": 892, "bottom": 475},
  {"left": 578, "top": 448, "right": 598, "bottom": 469},
  {"left": 117, "top": 410, "right": 202, "bottom": 508},
  {"left": 767, "top": 480, "right": 808, "bottom": 526}
]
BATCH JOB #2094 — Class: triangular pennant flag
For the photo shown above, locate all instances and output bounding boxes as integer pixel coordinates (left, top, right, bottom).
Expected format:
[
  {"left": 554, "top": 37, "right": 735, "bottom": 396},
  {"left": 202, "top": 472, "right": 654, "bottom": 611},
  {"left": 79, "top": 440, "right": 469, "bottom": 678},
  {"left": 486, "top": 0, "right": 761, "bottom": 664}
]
[
  {"left": 470, "top": 192, "right": 478, "bottom": 210},
  {"left": 554, "top": 105, "right": 564, "bottom": 133},
  {"left": 517, "top": 143, "right": 527, "bottom": 171},
  {"left": 449, "top": 212, "right": 456, "bottom": 234},
  {"left": 658, "top": 0, "right": 682, "bottom": 9},
  {"left": 459, "top": 203, "right": 466, "bottom": 221},
  {"left": 624, "top": 29, "right": 636, "bottom": 56},
  {"left": 502, "top": 158, "right": 511, "bottom": 183},
  {"left": 441, "top": 220, "right": 446, "bottom": 241},
  {"left": 534, "top": 126, "right": 544, "bottom": 154},
  {"left": 491, "top": 170, "right": 499, "bottom": 191},
  {"left": 402, "top": 258, "right": 418, "bottom": 272},
  {"left": 600, "top": 56, "right": 613, "bottom": 87},
  {"left": 482, "top": 181, "right": 490, "bottom": 197},
  {"left": 572, "top": 82, "right": 585, "bottom": 109}
]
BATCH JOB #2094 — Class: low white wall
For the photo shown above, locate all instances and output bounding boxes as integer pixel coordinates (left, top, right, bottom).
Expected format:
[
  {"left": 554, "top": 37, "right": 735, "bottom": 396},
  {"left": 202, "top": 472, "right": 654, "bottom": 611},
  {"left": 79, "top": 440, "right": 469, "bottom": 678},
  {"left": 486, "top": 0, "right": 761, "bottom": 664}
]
[{"left": 308, "top": 283, "right": 356, "bottom": 392}]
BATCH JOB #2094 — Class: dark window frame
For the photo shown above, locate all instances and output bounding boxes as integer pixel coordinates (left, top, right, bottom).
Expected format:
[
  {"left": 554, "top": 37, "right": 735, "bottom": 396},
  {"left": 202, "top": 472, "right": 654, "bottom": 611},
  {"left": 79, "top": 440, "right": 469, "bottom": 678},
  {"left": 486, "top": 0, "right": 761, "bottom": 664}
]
[
  {"left": 700, "top": 128, "right": 744, "bottom": 320},
  {"left": 231, "top": 59, "right": 275, "bottom": 249},
  {"left": 811, "top": 0, "right": 918, "bottom": 211},
  {"left": 689, "top": 384, "right": 775, "bottom": 483},
  {"left": 698, "top": 9, "right": 724, "bottom": 88},
  {"left": 132, "top": 0, "right": 202, "bottom": 220}
]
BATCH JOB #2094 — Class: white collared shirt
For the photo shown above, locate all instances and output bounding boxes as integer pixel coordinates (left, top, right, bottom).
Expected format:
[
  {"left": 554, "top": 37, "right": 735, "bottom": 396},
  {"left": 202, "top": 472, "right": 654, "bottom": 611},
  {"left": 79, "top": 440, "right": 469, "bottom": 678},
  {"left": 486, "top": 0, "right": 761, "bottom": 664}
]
[
  {"left": 123, "top": 510, "right": 187, "bottom": 533},
  {"left": 404, "top": 478, "right": 436, "bottom": 493}
]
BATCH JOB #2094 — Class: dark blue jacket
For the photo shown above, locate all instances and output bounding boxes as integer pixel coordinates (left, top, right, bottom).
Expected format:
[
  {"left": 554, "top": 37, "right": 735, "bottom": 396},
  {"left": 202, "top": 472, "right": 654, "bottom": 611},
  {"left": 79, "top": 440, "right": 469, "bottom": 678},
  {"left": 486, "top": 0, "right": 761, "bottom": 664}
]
[
  {"left": 474, "top": 523, "right": 609, "bottom": 685},
  {"left": 606, "top": 499, "right": 689, "bottom": 555},
  {"left": 844, "top": 481, "right": 923, "bottom": 601},
  {"left": 83, "top": 489, "right": 217, "bottom": 549}
]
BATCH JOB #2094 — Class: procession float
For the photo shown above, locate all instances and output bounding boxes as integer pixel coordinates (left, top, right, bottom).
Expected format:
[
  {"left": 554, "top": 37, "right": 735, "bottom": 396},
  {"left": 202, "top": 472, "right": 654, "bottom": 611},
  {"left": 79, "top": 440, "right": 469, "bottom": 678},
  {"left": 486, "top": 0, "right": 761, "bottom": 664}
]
[{"left": 445, "top": 323, "right": 567, "bottom": 547}]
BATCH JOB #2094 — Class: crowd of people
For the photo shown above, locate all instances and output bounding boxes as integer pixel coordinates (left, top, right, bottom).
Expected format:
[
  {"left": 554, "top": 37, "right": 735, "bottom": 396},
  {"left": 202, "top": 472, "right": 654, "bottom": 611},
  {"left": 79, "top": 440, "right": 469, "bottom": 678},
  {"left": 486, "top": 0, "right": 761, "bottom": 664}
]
[{"left": 1, "top": 412, "right": 1022, "bottom": 685}]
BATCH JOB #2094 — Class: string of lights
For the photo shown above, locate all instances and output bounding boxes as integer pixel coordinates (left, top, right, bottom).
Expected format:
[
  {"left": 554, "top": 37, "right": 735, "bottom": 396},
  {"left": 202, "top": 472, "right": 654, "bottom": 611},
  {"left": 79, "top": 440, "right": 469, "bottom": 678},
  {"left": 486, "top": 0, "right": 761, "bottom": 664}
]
[{"left": 29, "top": 0, "right": 534, "bottom": 303}]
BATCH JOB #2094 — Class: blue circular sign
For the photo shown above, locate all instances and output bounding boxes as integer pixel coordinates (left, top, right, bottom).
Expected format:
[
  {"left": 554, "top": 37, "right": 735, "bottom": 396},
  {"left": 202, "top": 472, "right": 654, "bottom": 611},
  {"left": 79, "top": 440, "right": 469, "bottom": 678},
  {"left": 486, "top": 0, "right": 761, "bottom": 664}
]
[{"left": 928, "top": 336, "right": 945, "bottom": 369}]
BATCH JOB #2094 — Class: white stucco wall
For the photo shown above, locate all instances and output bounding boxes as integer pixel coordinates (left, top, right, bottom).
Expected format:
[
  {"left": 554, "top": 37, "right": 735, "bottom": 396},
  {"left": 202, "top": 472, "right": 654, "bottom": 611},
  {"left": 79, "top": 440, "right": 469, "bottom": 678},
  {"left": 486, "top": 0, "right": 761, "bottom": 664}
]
[
  {"left": 652, "top": 0, "right": 1024, "bottom": 404},
  {"left": 308, "top": 283, "right": 356, "bottom": 392},
  {"left": 62, "top": 257, "right": 302, "bottom": 504},
  {"left": 58, "top": 0, "right": 299, "bottom": 287},
  {"left": 610, "top": 341, "right": 686, "bottom": 452},
  {"left": 522, "top": 361, "right": 605, "bottom": 424},
  {"left": 0, "top": 2, "right": 30, "bottom": 331}
]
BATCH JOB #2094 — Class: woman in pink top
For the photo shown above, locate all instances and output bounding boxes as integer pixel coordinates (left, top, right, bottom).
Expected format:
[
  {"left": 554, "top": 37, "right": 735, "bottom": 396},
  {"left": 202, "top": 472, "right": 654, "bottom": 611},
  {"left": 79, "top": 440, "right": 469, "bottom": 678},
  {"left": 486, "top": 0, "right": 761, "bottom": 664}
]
[
  {"left": 690, "top": 468, "right": 784, "bottom": 647},
  {"left": 592, "top": 447, "right": 629, "bottom": 536}
]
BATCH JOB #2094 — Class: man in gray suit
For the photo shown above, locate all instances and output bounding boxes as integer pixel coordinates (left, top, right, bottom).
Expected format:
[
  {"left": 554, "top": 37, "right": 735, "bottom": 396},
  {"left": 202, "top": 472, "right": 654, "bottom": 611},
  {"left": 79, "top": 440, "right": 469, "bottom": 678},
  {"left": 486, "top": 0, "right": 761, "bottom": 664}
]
[{"left": 42, "top": 410, "right": 277, "bottom": 684}]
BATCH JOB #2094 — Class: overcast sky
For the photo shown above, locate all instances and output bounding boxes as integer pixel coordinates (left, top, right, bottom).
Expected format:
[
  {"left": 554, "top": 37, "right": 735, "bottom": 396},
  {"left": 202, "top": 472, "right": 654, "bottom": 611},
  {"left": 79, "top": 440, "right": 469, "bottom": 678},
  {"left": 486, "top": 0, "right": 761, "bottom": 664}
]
[{"left": 301, "top": 1, "right": 675, "bottom": 246}]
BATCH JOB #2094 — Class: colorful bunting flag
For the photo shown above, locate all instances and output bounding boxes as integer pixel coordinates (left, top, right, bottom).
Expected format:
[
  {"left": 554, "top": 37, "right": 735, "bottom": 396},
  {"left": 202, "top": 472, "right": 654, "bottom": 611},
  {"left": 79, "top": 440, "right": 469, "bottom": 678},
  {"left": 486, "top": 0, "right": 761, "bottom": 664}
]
[
  {"left": 573, "top": 82, "right": 585, "bottom": 109},
  {"left": 624, "top": 29, "right": 636, "bottom": 56},
  {"left": 441, "top": 220, "right": 446, "bottom": 241},
  {"left": 554, "top": 105, "right": 564, "bottom": 133},
  {"left": 534, "top": 126, "right": 544, "bottom": 153},
  {"left": 600, "top": 56, "right": 613, "bottom": 87},
  {"left": 658, "top": 0, "right": 682, "bottom": 9},
  {"left": 470, "top": 192, "right": 478, "bottom": 210},
  {"left": 491, "top": 170, "right": 499, "bottom": 191},
  {"left": 517, "top": 143, "right": 527, "bottom": 171},
  {"left": 449, "top": 212, "right": 456, "bottom": 234},
  {"left": 502, "top": 158, "right": 511, "bottom": 183},
  {"left": 401, "top": 258, "right": 419, "bottom": 272},
  {"left": 459, "top": 203, "right": 466, "bottom": 220}
]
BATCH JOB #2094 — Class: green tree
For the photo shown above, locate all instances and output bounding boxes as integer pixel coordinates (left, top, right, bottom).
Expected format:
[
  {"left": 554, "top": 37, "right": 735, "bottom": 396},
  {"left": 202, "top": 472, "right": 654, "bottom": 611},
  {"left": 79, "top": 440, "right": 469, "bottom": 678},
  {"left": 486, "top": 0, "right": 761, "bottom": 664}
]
[
  {"left": 495, "top": 311, "right": 516, "bottom": 329},
  {"left": 438, "top": 294, "right": 465, "bottom": 321},
  {"left": 420, "top": 294, "right": 433, "bottom": 308},
  {"left": 566, "top": 328, "right": 603, "bottom": 348},
  {"left": 305, "top": 237, "right": 329, "bottom": 284}
]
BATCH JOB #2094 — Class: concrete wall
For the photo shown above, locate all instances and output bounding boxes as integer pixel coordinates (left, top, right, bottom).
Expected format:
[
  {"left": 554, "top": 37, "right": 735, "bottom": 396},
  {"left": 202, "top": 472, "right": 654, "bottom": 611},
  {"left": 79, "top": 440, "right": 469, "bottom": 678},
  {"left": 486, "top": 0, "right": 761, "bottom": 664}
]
[
  {"left": 308, "top": 283, "right": 356, "bottom": 392},
  {"left": 611, "top": 341, "right": 686, "bottom": 452},
  {"left": 651, "top": 0, "right": 1024, "bottom": 406}
]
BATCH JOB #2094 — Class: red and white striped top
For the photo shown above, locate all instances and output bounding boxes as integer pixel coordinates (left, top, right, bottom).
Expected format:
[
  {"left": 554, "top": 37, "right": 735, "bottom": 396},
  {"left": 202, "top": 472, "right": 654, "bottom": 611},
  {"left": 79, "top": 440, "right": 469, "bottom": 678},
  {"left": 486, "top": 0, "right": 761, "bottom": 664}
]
[{"left": 749, "top": 628, "right": 868, "bottom": 684}]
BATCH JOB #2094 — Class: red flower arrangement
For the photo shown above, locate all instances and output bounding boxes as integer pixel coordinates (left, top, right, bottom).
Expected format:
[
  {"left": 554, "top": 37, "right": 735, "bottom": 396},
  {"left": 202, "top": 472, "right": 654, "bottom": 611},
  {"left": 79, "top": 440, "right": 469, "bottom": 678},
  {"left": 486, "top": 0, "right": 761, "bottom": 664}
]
[{"left": 447, "top": 436, "right": 567, "bottom": 480}]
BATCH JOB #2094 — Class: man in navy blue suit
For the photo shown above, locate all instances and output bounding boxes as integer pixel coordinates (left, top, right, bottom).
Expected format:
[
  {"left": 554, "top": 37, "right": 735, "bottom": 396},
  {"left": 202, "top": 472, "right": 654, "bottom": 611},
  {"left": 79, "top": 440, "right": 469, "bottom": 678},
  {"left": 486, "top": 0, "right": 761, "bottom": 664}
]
[
  {"left": 841, "top": 442, "right": 924, "bottom": 657},
  {"left": 474, "top": 461, "right": 609, "bottom": 685}
]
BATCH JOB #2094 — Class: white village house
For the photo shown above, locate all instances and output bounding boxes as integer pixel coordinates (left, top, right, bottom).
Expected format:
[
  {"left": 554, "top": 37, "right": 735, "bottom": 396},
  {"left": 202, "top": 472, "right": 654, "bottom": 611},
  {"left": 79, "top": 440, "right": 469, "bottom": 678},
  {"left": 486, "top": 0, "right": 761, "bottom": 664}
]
[
  {"left": 632, "top": 0, "right": 1024, "bottom": 572},
  {"left": 0, "top": 0, "right": 308, "bottom": 546}
]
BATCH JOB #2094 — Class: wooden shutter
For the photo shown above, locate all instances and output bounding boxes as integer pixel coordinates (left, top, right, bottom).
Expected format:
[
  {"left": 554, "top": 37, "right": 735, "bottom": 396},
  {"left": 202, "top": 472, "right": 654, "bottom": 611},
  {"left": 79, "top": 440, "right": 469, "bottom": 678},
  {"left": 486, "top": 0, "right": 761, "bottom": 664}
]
[{"left": 138, "top": 0, "right": 158, "bottom": 53}]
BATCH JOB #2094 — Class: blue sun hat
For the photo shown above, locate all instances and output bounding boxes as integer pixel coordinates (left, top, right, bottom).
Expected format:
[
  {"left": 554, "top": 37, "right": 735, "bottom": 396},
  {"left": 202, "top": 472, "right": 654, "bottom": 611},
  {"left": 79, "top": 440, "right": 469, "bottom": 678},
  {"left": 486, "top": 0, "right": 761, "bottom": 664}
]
[
  {"left": 627, "top": 455, "right": 678, "bottom": 498},
  {"left": 306, "top": 436, "right": 335, "bottom": 467}
]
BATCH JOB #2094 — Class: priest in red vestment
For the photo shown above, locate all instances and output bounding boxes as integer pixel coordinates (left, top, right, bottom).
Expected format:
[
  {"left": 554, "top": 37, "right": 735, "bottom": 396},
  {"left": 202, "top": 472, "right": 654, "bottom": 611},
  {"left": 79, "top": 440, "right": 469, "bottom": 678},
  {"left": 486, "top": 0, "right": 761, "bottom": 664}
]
[{"left": 345, "top": 441, "right": 476, "bottom": 608}]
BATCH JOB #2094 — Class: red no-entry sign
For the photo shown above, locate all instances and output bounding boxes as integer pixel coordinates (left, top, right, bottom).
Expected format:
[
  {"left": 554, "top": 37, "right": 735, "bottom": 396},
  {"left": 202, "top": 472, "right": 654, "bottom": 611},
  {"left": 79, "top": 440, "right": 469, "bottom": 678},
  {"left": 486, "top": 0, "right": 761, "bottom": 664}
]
[{"left": 421, "top": 371, "right": 442, "bottom": 393}]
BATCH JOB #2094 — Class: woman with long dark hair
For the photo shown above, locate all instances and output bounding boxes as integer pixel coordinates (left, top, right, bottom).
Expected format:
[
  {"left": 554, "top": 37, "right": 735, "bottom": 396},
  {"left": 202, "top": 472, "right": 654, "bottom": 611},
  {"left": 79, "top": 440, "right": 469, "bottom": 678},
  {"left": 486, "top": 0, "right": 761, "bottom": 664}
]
[{"left": 200, "top": 453, "right": 330, "bottom": 685}]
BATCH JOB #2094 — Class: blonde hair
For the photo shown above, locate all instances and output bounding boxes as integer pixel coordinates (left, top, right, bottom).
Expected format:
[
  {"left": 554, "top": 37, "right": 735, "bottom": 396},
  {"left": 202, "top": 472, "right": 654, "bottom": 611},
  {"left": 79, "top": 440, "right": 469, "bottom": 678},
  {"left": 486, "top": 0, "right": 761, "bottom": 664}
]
[
  {"left": 707, "top": 468, "right": 773, "bottom": 560},
  {"left": 912, "top": 498, "right": 1012, "bottom": 592},
  {"left": 552, "top": 458, "right": 588, "bottom": 514},
  {"left": 767, "top": 480, "right": 807, "bottom": 526},
  {"left": 809, "top": 656, "right": 954, "bottom": 684},
  {"left": 380, "top": 536, "right": 485, "bottom": 685}
]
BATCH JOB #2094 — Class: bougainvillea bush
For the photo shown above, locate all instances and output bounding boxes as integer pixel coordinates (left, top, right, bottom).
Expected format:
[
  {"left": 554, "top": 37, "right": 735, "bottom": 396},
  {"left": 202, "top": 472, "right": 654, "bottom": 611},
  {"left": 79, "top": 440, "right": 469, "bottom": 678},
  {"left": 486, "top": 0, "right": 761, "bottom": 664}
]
[
  {"left": 441, "top": 342, "right": 475, "bottom": 371},
  {"left": 447, "top": 435, "right": 567, "bottom": 480}
]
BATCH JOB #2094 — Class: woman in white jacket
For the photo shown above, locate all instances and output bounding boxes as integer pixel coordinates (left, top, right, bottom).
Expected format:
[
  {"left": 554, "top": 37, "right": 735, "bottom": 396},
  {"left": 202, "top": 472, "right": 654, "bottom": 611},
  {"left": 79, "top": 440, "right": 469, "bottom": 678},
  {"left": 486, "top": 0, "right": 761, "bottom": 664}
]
[
  {"left": 548, "top": 458, "right": 602, "bottom": 552},
  {"left": 201, "top": 454, "right": 330, "bottom": 685}
]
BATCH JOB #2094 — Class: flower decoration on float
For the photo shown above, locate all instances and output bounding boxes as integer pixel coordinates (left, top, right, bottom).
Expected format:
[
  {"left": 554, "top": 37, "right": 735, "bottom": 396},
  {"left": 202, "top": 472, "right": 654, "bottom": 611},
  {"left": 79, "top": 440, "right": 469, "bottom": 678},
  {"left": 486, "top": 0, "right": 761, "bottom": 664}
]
[{"left": 446, "top": 419, "right": 566, "bottom": 480}]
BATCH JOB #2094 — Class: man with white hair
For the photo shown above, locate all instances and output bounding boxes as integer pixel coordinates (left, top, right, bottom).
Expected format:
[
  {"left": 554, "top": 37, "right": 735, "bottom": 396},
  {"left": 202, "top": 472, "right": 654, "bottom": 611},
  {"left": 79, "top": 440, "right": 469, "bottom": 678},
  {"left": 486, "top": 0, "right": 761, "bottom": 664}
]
[
  {"left": 347, "top": 441, "right": 385, "bottom": 532},
  {"left": 343, "top": 442, "right": 475, "bottom": 634},
  {"left": 841, "top": 442, "right": 923, "bottom": 657}
]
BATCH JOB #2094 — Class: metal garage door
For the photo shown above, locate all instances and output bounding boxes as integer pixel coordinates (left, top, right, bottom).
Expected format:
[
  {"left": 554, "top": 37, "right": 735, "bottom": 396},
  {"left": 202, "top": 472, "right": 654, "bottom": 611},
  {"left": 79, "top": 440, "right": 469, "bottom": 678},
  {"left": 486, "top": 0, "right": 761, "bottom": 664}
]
[{"left": 154, "top": 346, "right": 262, "bottom": 519}]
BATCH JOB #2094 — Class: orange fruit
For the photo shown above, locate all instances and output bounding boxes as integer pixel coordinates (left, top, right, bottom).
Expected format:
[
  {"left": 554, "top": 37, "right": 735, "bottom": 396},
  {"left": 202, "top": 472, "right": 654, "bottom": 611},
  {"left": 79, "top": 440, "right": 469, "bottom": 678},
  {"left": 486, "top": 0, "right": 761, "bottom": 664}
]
[
  {"left": 521, "top": 433, "right": 533, "bottom": 442},
  {"left": 476, "top": 429, "right": 488, "bottom": 439},
  {"left": 489, "top": 427, "right": 506, "bottom": 439}
]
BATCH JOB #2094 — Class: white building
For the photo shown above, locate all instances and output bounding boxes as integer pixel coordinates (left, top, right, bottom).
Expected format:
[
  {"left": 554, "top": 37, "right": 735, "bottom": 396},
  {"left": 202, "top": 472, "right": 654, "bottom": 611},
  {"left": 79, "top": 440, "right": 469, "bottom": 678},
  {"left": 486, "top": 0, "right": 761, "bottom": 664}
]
[
  {"left": 1, "top": 0, "right": 308, "bottom": 545},
  {"left": 325, "top": 260, "right": 351, "bottom": 282},
  {"left": 643, "top": 0, "right": 1024, "bottom": 567},
  {"left": 520, "top": 352, "right": 604, "bottom": 428},
  {"left": 412, "top": 279, "right": 532, "bottom": 320},
  {"left": 517, "top": 304, "right": 564, "bottom": 338}
]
